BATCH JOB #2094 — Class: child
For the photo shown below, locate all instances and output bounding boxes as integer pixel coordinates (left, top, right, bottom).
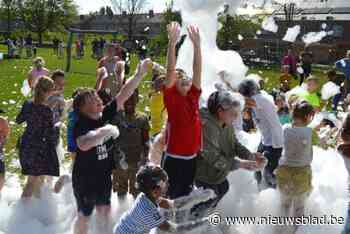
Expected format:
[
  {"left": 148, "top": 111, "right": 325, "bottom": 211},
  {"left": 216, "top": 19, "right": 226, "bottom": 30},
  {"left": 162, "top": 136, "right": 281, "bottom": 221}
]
[
  {"left": 275, "top": 101, "right": 317, "bottom": 234},
  {"left": 275, "top": 94, "right": 291, "bottom": 125},
  {"left": 96, "top": 43, "right": 124, "bottom": 97},
  {"left": 114, "top": 165, "right": 208, "bottom": 234},
  {"left": 0, "top": 117, "right": 10, "bottom": 197},
  {"left": 27, "top": 57, "right": 50, "bottom": 88},
  {"left": 16, "top": 76, "right": 60, "bottom": 199},
  {"left": 327, "top": 69, "right": 345, "bottom": 112},
  {"left": 338, "top": 113, "right": 350, "bottom": 234},
  {"left": 111, "top": 89, "right": 150, "bottom": 198},
  {"left": 239, "top": 79, "right": 283, "bottom": 189},
  {"left": 280, "top": 65, "right": 293, "bottom": 92},
  {"left": 72, "top": 59, "right": 151, "bottom": 234},
  {"left": 53, "top": 88, "right": 85, "bottom": 194},
  {"left": 96, "top": 61, "right": 125, "bottom": 98},
  {"left": 149, "top": 73, "right": 167, "bottom": 137},
  {"left": 242, "top": 108, "right": 255, "bottom": 133},
  {"left": 298, "top": 76, "right": 321, "bottom": 111},
  {"left": 48, "top": 70, "right": 66, "bottom": 124},
  {"left": 162, "top": 22, "right": 202, "bottom": 199}
]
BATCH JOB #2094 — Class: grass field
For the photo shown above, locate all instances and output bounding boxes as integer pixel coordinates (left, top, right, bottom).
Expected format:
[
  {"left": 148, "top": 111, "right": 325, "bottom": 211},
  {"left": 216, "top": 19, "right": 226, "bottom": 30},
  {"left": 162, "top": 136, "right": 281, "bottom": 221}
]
[{"left": 0, "top": 44, "right": 328, "bottom": 176}]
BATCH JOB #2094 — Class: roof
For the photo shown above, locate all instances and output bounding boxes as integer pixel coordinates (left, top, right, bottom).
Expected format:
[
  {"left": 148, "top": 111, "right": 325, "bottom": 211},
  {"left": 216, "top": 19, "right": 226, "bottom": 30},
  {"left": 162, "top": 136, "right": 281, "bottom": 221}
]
[
  {"left": 331, "top": 7, "right": 350, "bottom": 14},
  {"left": 301, "top": 8, "right": 332, "bottom": 15}
]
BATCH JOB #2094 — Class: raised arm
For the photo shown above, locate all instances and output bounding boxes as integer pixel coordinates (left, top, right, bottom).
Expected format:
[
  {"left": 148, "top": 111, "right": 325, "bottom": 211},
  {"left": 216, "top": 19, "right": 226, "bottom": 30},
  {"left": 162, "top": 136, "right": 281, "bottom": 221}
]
[
  {"left": 95, "top": 67, "right": 107, "bottom": 91},
  {"left": 165, "top": 22, "right": 181, "bottom": 88},
  {"left": 187, "top": 25, "right": 202, "bottom": 89},
  {"left": 115, "top": 59, "right": 152, "bottom": 111},
  {"left": 77, "top": 124, "right": 119, "bottom": 151},
  {"left": 116, "top": 61, "right": 125, "bottom": 85}
]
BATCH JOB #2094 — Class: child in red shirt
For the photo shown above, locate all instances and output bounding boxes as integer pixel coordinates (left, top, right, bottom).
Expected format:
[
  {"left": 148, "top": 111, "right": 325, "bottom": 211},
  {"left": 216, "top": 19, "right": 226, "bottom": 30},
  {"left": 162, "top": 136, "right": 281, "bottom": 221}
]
[{"left": 162, "top": 22, "right": 202, "bottom": 199}]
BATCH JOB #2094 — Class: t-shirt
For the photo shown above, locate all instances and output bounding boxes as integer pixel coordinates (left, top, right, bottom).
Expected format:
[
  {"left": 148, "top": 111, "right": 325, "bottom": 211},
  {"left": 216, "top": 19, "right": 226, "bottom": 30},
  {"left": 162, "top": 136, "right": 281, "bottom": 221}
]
[
  {"left": 298, "top": 91, "right": 321, "bottom": 108},
  {"left": 279, "top": 125, "right": 313, "bottom": 167},
  {"left": 114, "top": 193, "right": 166, "bottom": 234},
  {"left": 163, "top": 85, "right": 202, "bottom": 157},
  {"left": 73, "top": 100, "right": 118, "bottom": 178}
]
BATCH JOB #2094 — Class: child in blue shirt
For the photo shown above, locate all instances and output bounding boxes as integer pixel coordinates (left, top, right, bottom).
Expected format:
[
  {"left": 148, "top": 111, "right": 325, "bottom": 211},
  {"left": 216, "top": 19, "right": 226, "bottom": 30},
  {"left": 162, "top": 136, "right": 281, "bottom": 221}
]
[{"left": 114, "top": 165, "right": 211, "bottom": 234}]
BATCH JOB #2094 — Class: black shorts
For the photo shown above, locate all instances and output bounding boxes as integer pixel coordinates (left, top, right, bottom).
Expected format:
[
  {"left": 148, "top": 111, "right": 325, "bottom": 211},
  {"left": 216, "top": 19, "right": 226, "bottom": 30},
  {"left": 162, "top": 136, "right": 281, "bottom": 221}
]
[
  {"left": 162, "top": 154, "right": 196, "bottom": 199},
  {"left": 0, "top": 160, "right": 5, "bottom": 175},
  {"left": 72, "top": 174, "right": 112, "bottom": 217}
]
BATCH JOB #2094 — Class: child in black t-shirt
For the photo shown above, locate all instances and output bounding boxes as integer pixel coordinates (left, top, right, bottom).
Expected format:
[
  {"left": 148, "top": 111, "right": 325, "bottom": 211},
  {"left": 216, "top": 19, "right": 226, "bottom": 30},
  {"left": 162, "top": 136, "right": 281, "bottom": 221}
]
[{"left": 72, "top": 59, "right": 152, "bottom": 234}]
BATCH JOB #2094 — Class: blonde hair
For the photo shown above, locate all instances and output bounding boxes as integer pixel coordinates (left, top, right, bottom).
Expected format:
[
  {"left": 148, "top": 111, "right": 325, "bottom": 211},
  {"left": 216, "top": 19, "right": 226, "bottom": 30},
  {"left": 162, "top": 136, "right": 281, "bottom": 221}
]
[
  {"left": 34, "top": 76, "right": 54, "bottom": 105},
  {"left": 33, "top": 57, "right": 45, "bottom": 68}
]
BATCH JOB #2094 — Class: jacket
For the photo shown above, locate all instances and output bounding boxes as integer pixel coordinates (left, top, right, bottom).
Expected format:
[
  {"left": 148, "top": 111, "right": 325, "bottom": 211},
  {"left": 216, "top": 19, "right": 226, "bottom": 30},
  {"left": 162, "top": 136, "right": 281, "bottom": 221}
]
[{"left": 195, "top": 109, "right": 254, "bottom": 185}]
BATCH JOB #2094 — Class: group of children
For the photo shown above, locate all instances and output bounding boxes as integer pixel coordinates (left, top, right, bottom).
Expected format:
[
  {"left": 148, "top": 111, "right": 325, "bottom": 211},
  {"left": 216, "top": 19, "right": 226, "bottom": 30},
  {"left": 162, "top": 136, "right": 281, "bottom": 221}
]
[{"left": 2, "top": 22, "right": 350, "bottom": 234}]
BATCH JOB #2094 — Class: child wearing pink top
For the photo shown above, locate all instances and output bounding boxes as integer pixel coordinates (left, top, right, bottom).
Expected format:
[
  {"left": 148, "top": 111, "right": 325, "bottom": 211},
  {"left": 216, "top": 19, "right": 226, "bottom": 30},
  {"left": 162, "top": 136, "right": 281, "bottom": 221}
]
[{"left": 27, "top": 57, "right": 50, "bottom": 88}]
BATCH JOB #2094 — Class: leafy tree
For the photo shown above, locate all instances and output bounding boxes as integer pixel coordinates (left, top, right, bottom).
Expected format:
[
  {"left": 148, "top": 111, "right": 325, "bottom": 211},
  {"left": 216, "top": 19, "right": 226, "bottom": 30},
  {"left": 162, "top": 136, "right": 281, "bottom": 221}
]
[
  {"left": 0, "top": 0, "right": 19, "bottom": 37},
  {"left": 217, "top": 13, "right": 261, "bottom": 50},
  {"left": 18, "top": 0, "right": 78, "bottom": 45},
  {"left": 149, "top": 0, "right": 181, "bottom": 55},
  {"left": 106, "top": 6, "right": 114, "bottom": 18},
  {"left": 99, "top": 6, "right": 106, "bottom": 16}
]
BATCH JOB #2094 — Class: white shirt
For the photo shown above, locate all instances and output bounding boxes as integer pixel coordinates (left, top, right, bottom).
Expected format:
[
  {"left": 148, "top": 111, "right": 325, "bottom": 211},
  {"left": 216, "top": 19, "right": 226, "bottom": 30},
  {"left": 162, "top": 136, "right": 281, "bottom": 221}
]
[{"left": 252, "top": 93, "right": 283, "bottom": 148}]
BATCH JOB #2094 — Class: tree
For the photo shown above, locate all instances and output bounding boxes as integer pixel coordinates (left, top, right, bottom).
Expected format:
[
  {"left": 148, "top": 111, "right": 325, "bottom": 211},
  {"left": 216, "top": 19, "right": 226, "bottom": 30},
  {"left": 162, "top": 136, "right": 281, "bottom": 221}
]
[
  {"left": 110, "top": 0, "right": 148, "bottom": 40},
  {"left": 18, "top": 0, "right": 78, "bottom": 45},
  {"left": 149, "top": 0, "right": 181, "bottom": 55},
  {"left": 0, "top": 0, "right": 19, "bottom": 37},
  {"left": 217, "top": 13, "right": 261, "bottom": 50},
  {"left": 99, "top": 6, "right": 106, "bottom": 15},
  {"left": 106, "top": 6, "right": 114, "bottom": 18}
]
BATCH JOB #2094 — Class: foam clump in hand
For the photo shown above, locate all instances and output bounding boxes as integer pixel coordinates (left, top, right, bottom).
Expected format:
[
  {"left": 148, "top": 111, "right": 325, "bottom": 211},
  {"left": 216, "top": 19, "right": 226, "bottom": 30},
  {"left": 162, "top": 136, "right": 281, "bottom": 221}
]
[
  {"left": 21, "top": 79, "right": 31, "bottom": 97},
  {"left": 321, "top": 81, "right": 340, "bottom": 100},
  {"left": 173, "top": 188, "right": 216, "bottom": 211}
]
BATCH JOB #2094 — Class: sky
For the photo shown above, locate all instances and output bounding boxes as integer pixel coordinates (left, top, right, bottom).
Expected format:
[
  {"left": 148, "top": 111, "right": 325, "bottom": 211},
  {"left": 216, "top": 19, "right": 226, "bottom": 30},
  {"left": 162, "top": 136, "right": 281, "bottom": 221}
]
[{"left": 74, "top": 0, "right": 169, "bottom": 14}]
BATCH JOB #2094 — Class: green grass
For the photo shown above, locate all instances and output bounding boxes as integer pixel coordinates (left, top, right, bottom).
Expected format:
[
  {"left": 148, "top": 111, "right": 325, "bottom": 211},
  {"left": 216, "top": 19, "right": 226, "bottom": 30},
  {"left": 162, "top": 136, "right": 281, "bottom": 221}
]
[{"left": 0, "top": 45, "right": 329, "bottom": 175}]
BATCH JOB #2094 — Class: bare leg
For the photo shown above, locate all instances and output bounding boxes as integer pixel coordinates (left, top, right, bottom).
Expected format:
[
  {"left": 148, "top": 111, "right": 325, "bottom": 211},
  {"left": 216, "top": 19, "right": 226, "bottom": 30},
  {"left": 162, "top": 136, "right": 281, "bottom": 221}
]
[
  {"left": 33, "top": 176, "right": 45, "bottom": 199},
  {"left": 275, "top": 193, "right": 293, "bottom": 234},
  {"left": 96, "top": 205, "right": 112, "bottom": 234},
  {"left": 0, "top": 174, "right": 4, "bottom": 197},
  {"left": 292, "top": 193, "right": 308, "bottom": 234},
  {"left": 74, "top": 213, "right": 89, "bottom": 234},
  {"left": 22, "top": 176, "right": 41, "bottom": 199}
]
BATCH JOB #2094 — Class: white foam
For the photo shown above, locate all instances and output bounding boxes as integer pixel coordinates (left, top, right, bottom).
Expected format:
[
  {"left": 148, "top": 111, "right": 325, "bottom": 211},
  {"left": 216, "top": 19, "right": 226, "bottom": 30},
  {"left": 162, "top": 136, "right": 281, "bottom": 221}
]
[
  {"left": 283, "top": 25, "right": 301, "bottom": 43},
  {"left": 261, "top": 16, "right": 278, "bottom": 33},
  {"left": 321, "top": 81, "right": 341, "bottom": 100},
  {"left": 302, "top": 31, "right": 328, "bottom": 45}
]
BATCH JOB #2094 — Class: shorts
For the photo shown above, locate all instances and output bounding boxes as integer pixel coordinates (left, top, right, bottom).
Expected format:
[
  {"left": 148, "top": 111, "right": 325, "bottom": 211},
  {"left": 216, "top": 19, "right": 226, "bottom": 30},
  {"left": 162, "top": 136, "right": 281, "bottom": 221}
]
[
  {"left": 276, "top": 165, "right": 312, "bottom": 196},
  {"left": 162, "top": 154, "right": 196, "bottom": 199},
  {"left": 0, "top": 160, "right": 4, "bottom": 175},
  {"left": 72, "top": 174, "right": 112, "bottom": 217}
]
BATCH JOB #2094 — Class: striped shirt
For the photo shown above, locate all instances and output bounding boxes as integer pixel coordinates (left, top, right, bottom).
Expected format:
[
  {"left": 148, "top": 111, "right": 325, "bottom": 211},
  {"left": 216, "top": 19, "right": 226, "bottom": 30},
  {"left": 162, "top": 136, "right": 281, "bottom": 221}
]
[{"left": 114, "top": 193, "right": 166, "bottom": 234}]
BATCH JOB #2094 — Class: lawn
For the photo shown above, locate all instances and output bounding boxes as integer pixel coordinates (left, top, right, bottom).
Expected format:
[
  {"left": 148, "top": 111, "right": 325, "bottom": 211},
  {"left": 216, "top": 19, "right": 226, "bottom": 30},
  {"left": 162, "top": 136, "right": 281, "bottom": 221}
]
[{"left": 0, "top": 44, "right": 329, "bottom": 176}]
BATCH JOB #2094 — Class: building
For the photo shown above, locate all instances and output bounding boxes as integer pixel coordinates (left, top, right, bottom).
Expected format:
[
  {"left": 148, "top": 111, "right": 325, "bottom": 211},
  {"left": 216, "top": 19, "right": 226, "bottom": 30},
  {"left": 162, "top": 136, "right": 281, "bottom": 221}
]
[
  {"left": 240, "top": 5, "right": 350, "bottom": 65},
  {"left": 71, "top": 10, "right": 163, "bottom": 38}
]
